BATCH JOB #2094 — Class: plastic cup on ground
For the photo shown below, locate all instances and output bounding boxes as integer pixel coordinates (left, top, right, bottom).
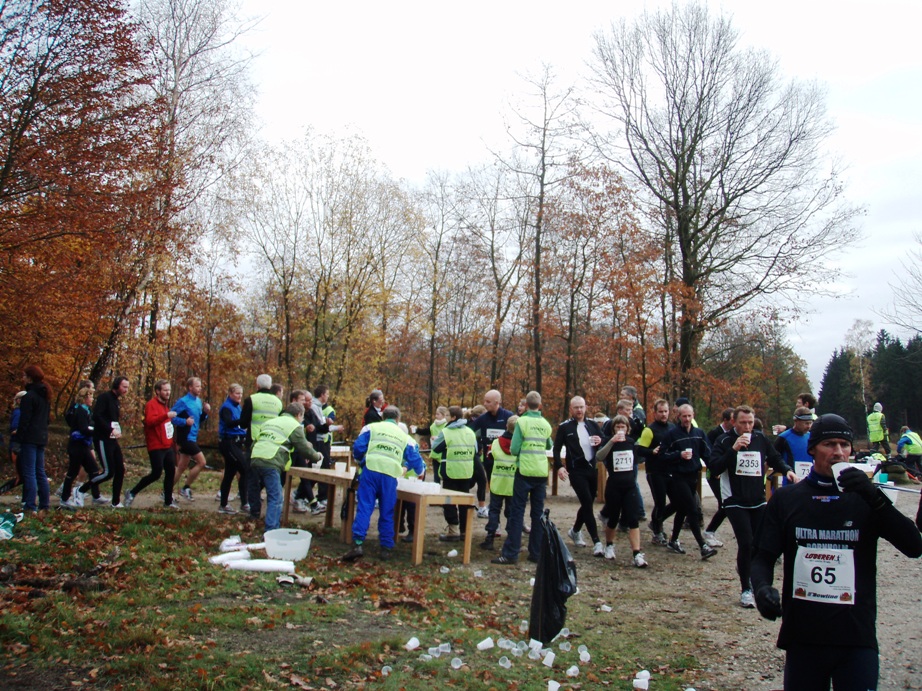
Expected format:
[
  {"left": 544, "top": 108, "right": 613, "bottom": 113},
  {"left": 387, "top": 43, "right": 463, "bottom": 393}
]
[
  {"left": 439, "top": 566, "right": 450, "bottom": 574},
  {"left": 447, "top": 549, "right": 458, "bottom": 558},
  {"left": 566, "top": 665, "right": 580, "bottom": 677},
  {"left": 577, "top": 644, "right": 588, "bottom": 654},
  {"left": 600, "top": 604, "right": 612, "bottom": 612},
  {"left": 419, "top": 653, "right": 432, "bottom": 661},
  {"left": 516, "top": 641, "right": 528, "bottom": 650},
  {"left": 528, "top": 648, "right": 541, "bottom": 660},
  {"left": 451, "top": 657, "right": 462, "bottom": 670},
  {"left": 474, "top": 569, "right": 483, "bottom": 577},
  {"left": 512, "top": 647, "right": 523, "bottom": 657},
  {"left": 405, "top": 636, "right": 420, "bottom": 651},
  {"left": 580, "top": 651, "right": 591, "bottom": 663},
  {"left": 636, "top": 670, "right": 651, "bottom": 680},
  {"left": 428, "top": 646, "right": 441, "bottom": 658},
  {"left": 548, "top": 682, "right": 561, "bottom": 691},
  {"left": 530, "top": 577, "right": 535, "bottom": 586},
  {"left": 543, "top": 651, "right": 555, "bottom": 667},
  {"left": 529, "top": 638, "right": 543, "bottom": 650},
  {"left": 633, "top": 679, "right": 649, "bottom": 690},
  {"left": 559, "top": 641, "right": 571, "bottom": 652},
  {"left": 381, "top": 666, "right": 392, "bottom": 676},
  {"left": 559, "top": 627, "right": 570, "bottom": 638},
  {"left": 477, "top": 637, "right": 494, "bottom": 651},
  {"left": 439, "top": 642, "right": 451, "bottom": 653},
  {"left": 499, "top": 656, "right": 512, "bottom": 669},
  {"left": 520, "top": 620, "right": 528, "bottom": 633}
]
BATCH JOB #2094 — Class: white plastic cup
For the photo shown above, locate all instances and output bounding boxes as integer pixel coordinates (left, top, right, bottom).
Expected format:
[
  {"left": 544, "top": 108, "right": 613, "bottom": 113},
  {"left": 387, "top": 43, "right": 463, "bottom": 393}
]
[
  {"left": 447, "top": 549, "right": 458, "bottom": 558},
  {"left": 741, "top": 432, "right": 752, "bottom": 444},
  {"left": 499, "top": 656, "right": 512, "bottom": 669},
  {"left": 512, "top": 647, "right": 523, "bottom": 657},
  {"left": 548, "top": 682, "right": 561, "bottom": 691},
  {"left": 477, "top": 637, "right": 494, "bottom": 651},
  {"left": 381, "top": 665, "right": 392, "bottom": 676},
  {"left": 405, "top": 636, "right": 420, "bottom": 651},
  {"left": 600, "top": 604, "right": 612, "bottom": 612},
  {"left": 440, "top": 566, "right": 450, "bottom": 574},
  {"left": 419, "top": 654, "right": 432, "bottom": 661},
  {"left": 520, "top": 620, "right": 528, "bottom": 633},
  {"left": 577, "top": 644, "right": 588, "bottom": 654},
  {"left": 451, "top": 657, "right": 462, "bottom": 670},
  {"left": 566, "top": 665, "right": 580, "bottom": 677},
  {"left": 473, "top": 569, "right": 483, "bottom": 577},
  {"left": 580, "top": 651, "right": 591, "bottom": 663},
  {"left": 559, "top": 641, "right": 571, "bottom": 652},
  {"left": 559, "top": 627, "right": 570, "bottom": 638},
  {"left": 516, "top": 641, "right": 528, "bottom": 650},
  {"left": 439, "top": 642, "right": 451, "bottom": 653},
  {"left": 543, "top": 651, "right": 555, "bottom": 667},
  {"left": 528, "top": 648, "right": 541, "bottom": 660},
  {"left": 530, "top": 577, "right": 536, "bottom": 586},
  {"left": 633, "top": 679, "right": 649, "bottom": 690},
  {"left": 428, "top": 646, "right": 441, "bottom": 657},
  {"left": 832, "top": 462, "right": 852, "bottom": 492},
  {"left": 529, "top": 638, "right": 543, "bottom": 650},
  {"left": 636, "top": 670, "right": 651, "bottom": 680}
]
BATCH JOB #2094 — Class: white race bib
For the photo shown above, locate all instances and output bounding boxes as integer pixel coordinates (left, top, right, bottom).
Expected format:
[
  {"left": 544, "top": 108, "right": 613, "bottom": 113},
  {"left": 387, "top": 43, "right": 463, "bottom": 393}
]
[
  {"left": 611, "top": 450, "right": 633, "bottom": 472},
  {"left": 486, "top": 428, "right": 503, "bottom": 439},
  {"left": 794, "top": 461, "right": 812, "bottom": 479},
  {"left": 792, "top": 546, "right": 855, "bottom": 605},
  {"left": 165, "top": 421, "right": 174, "bottom": 439},
  {"left": 111, "top": 422, "right": 122, "bottom": 438},
  {"left": 735, "top": 451, "right": 762, "bottom": 477}
]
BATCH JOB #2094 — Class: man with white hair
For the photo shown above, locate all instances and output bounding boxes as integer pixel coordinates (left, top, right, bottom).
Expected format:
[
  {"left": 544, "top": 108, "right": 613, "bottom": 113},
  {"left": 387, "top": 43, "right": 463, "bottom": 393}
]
[
  {"left": 239, "top": 374, "right": 283, "bottom": 449},
  {"left": 866, "top": 402, "right": 890, "bottom": 455}
]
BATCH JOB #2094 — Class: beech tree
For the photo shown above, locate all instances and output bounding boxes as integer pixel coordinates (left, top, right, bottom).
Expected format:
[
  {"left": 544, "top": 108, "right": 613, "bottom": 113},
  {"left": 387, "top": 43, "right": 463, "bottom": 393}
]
[{"left": 589, "top": 1, "right": 860, "bottom": 394}]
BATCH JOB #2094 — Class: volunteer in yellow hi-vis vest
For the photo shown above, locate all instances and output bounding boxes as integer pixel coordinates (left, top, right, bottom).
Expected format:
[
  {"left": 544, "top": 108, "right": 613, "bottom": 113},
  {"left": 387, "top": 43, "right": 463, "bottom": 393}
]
[
  {"left": 479, "top": 415, "right": 519, "bottom": 551},
  {"left": 431, "top": 406, "right": 478, "bottom": 542},
  {"left": 249, "top": 402, "right": 321, "bottom": 532},
  {"left": 340, "top": 406, "right": 425, "bottom": 563},
  {"left": 492, "top": 391, "right": 553, "bottom": 565},
  {"left": 897, "top": 425, "right": 922, "bottom": 474},
  {"left": 866, "top": 402, "right": 891, "bottom": 455}
]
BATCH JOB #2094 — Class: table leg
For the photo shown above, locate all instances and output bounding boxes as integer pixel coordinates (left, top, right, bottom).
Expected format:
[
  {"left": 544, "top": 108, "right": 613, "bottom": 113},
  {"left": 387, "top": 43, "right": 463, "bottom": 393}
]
[
  {"left": 394, "top": 498, "right": 403, "bottom": 541},
  {"left": 597, "top": 465, "right": 607, "bottom": 502},
  {"left": 282, "top": 473, "right": 293, "bottom": 526},
  {"left": 462, "top": 503, "right": 474, "bottom": 564},
  {"left": 341, "top": 488, "right": 355, "bottom": 544},
  {"left": 411, "top": 498, "right": 428, "bottom": 565},
  {"left": 324, "top": 483, "right": 337, "bottom": 529}
]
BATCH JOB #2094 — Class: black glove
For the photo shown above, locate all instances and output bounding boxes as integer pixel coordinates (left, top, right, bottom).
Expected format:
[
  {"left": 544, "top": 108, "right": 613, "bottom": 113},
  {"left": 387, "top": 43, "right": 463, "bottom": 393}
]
[
  {"left": 755, "top": 585, "right": 782, "bottom": 621},
  {"left": 838, "top": 467, "right": 888, "bottom": 509}
]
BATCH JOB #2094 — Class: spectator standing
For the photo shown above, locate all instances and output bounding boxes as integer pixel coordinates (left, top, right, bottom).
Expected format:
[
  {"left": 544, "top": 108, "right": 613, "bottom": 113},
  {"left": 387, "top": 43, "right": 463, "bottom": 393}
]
[{"left": 18, "top": 365, "right": 51, "bottom": 513}]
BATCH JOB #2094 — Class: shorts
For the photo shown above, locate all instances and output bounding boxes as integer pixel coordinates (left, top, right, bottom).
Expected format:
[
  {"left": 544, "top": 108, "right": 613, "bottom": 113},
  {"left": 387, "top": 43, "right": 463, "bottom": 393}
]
[{"left": 178, "top": 440, "right": 202, "bottom": 457}]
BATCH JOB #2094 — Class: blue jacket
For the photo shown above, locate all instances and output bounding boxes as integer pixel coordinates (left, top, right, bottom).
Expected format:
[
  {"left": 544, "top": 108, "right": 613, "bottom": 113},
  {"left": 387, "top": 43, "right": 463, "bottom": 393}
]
[
  {"left": 218, "top": 397, "right": 245, "bottom": 438},
  {"left": 172, "top": 393, "right": 206, "bottom": 442}
]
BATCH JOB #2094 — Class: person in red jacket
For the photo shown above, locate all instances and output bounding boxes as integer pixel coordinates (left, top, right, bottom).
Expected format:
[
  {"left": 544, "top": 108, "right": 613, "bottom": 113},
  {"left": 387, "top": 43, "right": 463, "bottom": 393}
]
[{"left": 125, "top": 379, "right": 179, "bottom": 509}]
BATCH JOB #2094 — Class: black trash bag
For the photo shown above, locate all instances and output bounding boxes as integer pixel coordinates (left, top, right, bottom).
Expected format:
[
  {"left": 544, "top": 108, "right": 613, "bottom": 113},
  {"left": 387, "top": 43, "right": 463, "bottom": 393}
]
[{"left": 528, "top": 509, "right": 578, "bottom": 644}]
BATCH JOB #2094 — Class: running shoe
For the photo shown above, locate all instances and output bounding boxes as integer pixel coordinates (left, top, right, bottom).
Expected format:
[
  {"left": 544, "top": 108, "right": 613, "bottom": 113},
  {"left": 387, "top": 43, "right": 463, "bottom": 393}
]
[
  {"left": 651, "top": 532, "right": 668, "bottom": 546},
  {"left": 72, "top": 490, "right": 85, "bottom": 508},
  {"left": 703, "top": 531, "right": 724, "bottom": 548},
  {"left": 491, "top": 555, "right": 517, "bottom": 565},
  {"left": 165, "top": 501, "right": 181, "bottom": 510},
  {"left": 567, "top": 527, "right": 587, "bottom": 547},
  {"left": 476, "top": 506, "right": 489, "bottom": 519},
  {"left": 292, "top": 499, "right": 308, "bottom": 514},
  {"left": 740, "top": 589, "right": 756, "bottom": 608},
  {"left": 218, "top": 505, "right": 238, "bottom": 515},
  {"left": 700, "top": 544, "right": 718, "bottom": 560},
  {"left": 666, "top": 539, "right": 686, "bottom": 554},
  {"left": 180, "top": 487, "right": 194, "bottom": 501},
  {"left": 111, "top": 503, "right": 125, "bottom": 509},
  {"left": 123, "top": 490, "right": 135, "bottom": 508},
  {"left": 592, "top": 541, "right": 604, "bottom": 557},
  {"left": 633, "top": 552, "right": 648, "bottom": 568},
  {"left": 341, "top": 544, "right": 364, "bottom": 562},
  {"left": 241, "top": 503, "right": 250, "bottom": 512},
  {"left": 604, "top": 544, "right": 616, "bottom": 560},
  {"left": 92, "top": 497, "right": 109, "bottom": 506},
  {"left": 310, "top": 503, "right": 326, "bottom": 516}
]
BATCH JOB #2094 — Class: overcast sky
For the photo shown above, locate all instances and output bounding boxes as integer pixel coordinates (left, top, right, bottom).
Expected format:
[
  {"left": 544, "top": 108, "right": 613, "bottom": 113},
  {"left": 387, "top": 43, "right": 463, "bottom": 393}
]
[{"left": 237, "top": 0, "right": 922, "bottom": 392}]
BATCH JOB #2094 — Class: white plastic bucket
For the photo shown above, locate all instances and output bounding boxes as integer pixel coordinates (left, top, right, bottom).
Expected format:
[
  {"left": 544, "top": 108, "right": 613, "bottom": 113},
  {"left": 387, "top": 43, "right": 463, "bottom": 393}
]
[{"left": 264, "top": 529, "right": 312, "bottom": 561}]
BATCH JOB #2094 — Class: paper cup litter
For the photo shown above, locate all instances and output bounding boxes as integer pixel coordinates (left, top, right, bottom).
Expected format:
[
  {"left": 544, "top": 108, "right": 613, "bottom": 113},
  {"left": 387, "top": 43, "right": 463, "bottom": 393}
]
[
  {"left": 405, "top": 636, "right": 420, "bottom": 651},
  {"left": 477, "top": 637, "right": 494, "bottom": 651}
]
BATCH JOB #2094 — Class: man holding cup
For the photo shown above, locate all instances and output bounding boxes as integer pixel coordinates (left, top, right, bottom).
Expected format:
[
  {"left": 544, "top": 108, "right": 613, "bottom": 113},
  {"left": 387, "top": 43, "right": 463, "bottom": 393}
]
[
  {"left": 751, "top": 414, "right": 922, "bottom": 689},
  {"left": 711, "top": 405, "right": 796, "bottom": 608}
]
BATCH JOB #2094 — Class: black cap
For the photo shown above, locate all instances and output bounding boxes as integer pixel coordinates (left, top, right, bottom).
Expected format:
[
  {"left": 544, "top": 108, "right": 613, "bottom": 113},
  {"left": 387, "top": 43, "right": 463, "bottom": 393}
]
[{"left": 807, "top": 414, "right": 853, "bottom": 451}]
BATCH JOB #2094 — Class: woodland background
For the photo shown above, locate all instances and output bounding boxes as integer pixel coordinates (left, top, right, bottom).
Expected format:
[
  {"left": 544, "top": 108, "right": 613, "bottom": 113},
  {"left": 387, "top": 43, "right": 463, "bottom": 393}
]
[{"left": 1, "top": 0, "right": 918, "bottom": 440}]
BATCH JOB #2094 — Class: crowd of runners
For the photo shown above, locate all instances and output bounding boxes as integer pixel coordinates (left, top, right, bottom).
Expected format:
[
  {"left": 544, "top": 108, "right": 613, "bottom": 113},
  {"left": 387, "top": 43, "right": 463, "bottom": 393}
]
[{"left": 6, "top": 365, "right": 922, "bottom": 688}]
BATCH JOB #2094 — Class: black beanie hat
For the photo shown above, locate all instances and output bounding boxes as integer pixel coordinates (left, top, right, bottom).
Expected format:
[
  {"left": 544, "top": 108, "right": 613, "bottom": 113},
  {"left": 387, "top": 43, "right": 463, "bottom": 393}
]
[{"left": 807, "top": 414, "right": 854, "bottom": 451}]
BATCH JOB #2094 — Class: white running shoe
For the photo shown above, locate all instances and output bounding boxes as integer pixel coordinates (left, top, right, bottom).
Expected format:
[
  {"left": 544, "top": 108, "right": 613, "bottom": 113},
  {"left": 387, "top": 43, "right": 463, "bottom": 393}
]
[
  {"left": 567, "top": 527, "right": 587, "bottom": 547},
  {"left": 72, "top": 490, "right": 85, "bottom": 507},
  {"left": 592, "top": 541, "right": 604, "bottom": 557},
  {"left": 292, "top": 499, "right": 309, "bottom": 514},
  {"left": 604, "top": 544, "right": 616, "bottom": 560},
  {"left": 218, "top": 505, "right": 238, "bottom": 515},
  {"left": 123, "top": 490, "right": 135, "bottom": 508},
  {"left": 633, "top": 552, "right": 648, "bottom": 568},
  {"left": 111, "top": 503, "right": 125, "bottom": 509},
  {"left": 180, "top": 487, "right": 194, "bottom": 501},
  {"left": 740, "top": 589, "right": 756, "bottom": 608},
  {"left": 703, "top": 531, "right": 724, "bottom": 548},
  {"left": 92, "top": 497, "right": 109, "bottom": 506},
  {"left": 166, "top": 501, "right": 181, "bottom": 510},
  {"left": 476, "top": 506, "right": 489, "bottom": 519}
]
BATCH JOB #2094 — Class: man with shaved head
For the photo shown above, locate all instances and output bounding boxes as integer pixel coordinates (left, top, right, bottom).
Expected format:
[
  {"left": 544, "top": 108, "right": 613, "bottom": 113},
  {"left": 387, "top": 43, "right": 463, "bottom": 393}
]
[{"left": 470, "top": 389, "right": 514, "bottom": 518}]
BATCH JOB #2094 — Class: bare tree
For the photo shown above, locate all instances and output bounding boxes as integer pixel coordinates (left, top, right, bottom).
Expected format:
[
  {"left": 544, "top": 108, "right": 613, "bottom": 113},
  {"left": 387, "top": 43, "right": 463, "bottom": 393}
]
[
  {"left": 588, "top": 1, "right": 861, "bottom": 393},
  {"left": 884, "top": 232, "right": 922, "bottom": 336}
]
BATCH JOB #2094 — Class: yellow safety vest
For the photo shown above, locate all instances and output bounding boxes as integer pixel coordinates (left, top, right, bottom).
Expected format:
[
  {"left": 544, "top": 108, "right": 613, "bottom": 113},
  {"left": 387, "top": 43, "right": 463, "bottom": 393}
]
[
  {"left": 428, "top": 419, "right": 448, "bottom": 461},
  {"left": 251, "top": 415, "right": 301, "bottom": 471},
  {"left": 517, "top": 414, "right": 552, "bottom": 477},
  {"left": 442, "top": 425, "right": 476, "bottom": 479},
  {"left": 867, "top": 412, "right": 886, "bottom": 442},
  {"left": 364, "top": 421, "right": 408, "bottom": 478},
  {"left": 490, "top": 439, "right": 516, "bottom": 496},
  {"left": 249, "top": 392, "right": 282, "bottom": 441}
]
